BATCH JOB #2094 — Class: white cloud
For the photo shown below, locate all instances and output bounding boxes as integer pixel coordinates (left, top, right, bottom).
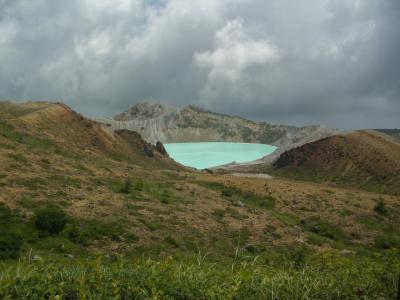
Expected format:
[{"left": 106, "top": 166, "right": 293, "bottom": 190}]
[
  {"left": 0, "top": 0, "right": 398, "bottom": 128},
  {"left": 0, "top": 21, "right": 17, "bottom": 46},
  {"left": 195, "top": 19, "right": 280, "bottom": 75},
  {"left": 83, "top": 0, "right": 136, "bottom": 17},
  {"left": 75, "top": 30, "right": 113, "bottom": 60},
  {"left": 194, "top": 19, "right": 280, "bottom": 108}
]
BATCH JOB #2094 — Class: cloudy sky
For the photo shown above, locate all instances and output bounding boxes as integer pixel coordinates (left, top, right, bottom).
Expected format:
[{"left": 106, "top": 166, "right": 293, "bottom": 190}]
[{"left": 0, "top": 0, "right": 399, "bottom": 129}]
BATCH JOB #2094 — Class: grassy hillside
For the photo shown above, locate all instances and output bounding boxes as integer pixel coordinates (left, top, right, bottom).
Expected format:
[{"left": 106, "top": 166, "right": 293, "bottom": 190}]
[
  {"left": 1, "top": 102, "right": 399, "bottom": 298},
  {"left": 272, "top": 130, "right": 400, "bottom": 195}
]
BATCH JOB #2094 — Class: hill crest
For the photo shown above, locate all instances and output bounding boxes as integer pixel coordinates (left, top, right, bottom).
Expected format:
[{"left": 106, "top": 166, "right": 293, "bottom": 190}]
[{"left": 273, "top": 130, "right": 400, "bottom": 195}]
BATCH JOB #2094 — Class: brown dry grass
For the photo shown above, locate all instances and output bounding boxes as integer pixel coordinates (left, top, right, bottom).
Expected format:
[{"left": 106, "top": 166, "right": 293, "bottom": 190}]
[{"left": 272, "top": 130, "right": 400, "bottom": 195}]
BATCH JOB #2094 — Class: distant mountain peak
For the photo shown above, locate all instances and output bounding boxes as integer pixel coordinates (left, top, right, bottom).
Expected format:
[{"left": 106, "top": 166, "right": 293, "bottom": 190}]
[{"left": 114, "top": 101, "right": 178, "bottom": 121}]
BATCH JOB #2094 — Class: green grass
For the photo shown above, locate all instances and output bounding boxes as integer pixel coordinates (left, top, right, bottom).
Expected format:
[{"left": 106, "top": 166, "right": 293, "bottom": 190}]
[
  {"left": 375, "top": 233, "right": 400, "bottom": 249},
  {"left": 64, "top": 219, "right": 126, "bottom": 245},
  {"left": 108, "top": 178, "right": 182, "bottom": 204},
  {"left": 0, "top": 141, "right": 15, "bottom": 150},
  {"left": 13, "top": 177, "right": 48, "bottom": 190},
  {"left": 199, "top": 181, "right": 276, "bottom": 210},
  {"left": 0, "top": 253, "right": 399, "bottom": 299},
  {"left": 0, "top": 121, "right": 58, "bottom": 154},
  {"left": 0, "top": 203, "right": 130, "bottom": 256},
  {"left": 270, "top": 210, "right": 299, "bottom": 226},
  {"left": 272, "top": 167, "right": 396, "bottom": 196},
  {"left": 1, "top": 202, "right": 400, "bottom": 299},
  {"left": 145, "top": 218, "right": 164, "bottom": 231},
  {"left": 7, "top": 153, "right": 29, "bottom": 165},
  {"left": 301, "top": 217, "right": 345, "bottom": 241},
  {"left": 49, "top": 175, "right": 81, "bottom": 188}
]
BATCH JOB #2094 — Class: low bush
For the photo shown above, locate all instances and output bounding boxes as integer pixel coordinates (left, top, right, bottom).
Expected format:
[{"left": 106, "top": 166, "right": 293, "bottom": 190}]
[
  {"left": 221, "top": 188, "right": 233, "bottom": 197},
  {"left": 374, "top": 198, "right": 388, "bottom": 216},
  {"left": 302, "top": 217, "right": 344, "bottom": 241},
  {"left": 135, "top": 180, "right": 144, "bottom": 191},
  {"left": 290, "top": 245, "right": 310, "bottom": 269},
  {"left": 0, "top": 230, "right": 22, "bottom": 260},
  {"left": 120, "top": 178, "right": 132, "bottom": 194},
  {"left": 64, "top": 224, "right": 86, "bottom": 245},
  {"left": 160, "top": 190, "right": 171, "bottom": 204},
  {"left": 34, "top": 207, "right": 67, "bottom": 235},
  {"left": 65, "top": 220, "right": 125, "bottom": 245},
  {"left": 0, "top": 203, "right": 12, "bottom": 223},
  {"left": 375, "top": 234, "right": 400, "bottom": 249},
  {"left": 165, "top": 236, "right": 179, "bottom": 248}
]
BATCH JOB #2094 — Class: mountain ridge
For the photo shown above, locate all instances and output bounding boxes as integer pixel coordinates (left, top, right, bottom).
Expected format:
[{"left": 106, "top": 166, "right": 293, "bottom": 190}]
[{"left": 97, "top": 102, "right": 342, "bottom": 168}]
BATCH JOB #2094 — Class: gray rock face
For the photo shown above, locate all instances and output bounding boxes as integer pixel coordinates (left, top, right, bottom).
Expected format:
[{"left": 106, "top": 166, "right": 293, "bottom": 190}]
[{"left": 96, "top": 102, "right": 342, "bottom": 166}]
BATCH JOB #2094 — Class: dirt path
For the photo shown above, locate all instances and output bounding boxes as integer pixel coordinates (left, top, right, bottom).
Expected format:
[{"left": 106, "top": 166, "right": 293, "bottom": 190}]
[{"left": 230, "top": 173, "right": 273, "bottom": 179}]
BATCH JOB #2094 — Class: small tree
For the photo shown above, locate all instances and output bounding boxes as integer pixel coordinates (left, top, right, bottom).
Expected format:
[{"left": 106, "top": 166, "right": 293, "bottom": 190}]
[
  {"left": 35, "top": 207, "right": 67, "bottom": 235},
  {"left": 374, "top": 198, "right": 388, "bottom": 216}
]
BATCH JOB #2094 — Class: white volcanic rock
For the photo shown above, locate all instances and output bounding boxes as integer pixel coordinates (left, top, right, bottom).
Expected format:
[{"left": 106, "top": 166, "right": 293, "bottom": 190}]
[{"left": 95, "top": 102, "right": 342, "bottom": 166}]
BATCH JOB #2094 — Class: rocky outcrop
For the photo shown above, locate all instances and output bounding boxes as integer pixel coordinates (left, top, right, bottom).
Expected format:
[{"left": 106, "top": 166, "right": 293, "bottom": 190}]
[
  {"left": 155, "top": 141, "right": 169, "bottom": 157},
  {"left": 143, "top": 144, "right": 155, "bottom": 157}
]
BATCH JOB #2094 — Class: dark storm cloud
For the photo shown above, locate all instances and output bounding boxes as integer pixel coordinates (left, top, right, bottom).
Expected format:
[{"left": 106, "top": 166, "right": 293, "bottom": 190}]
[{"left": 0, "top": 0, "right": 399, "bottom": 129}]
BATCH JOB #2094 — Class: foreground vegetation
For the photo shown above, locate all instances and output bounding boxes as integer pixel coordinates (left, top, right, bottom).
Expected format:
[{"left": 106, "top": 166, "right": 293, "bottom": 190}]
[{"left": 1, "top": 252, "right": 399, "bottom": 299}]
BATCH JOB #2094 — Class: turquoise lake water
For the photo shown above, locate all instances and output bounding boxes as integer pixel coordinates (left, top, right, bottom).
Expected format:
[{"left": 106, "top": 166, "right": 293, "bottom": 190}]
[{"left": 164, "top": 142, "right": 277, "bottom": 169}]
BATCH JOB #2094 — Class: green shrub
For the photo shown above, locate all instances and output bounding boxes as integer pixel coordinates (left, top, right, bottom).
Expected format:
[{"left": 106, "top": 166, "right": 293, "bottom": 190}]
[
  {"left": 7, "top": 153, "right": 28, "bottom": 164},
  {"left": 120, "top": 178, "right": 132, "bottom": 194},
  {"left": 374, "top": 198, "right": 388, "bottom": 216},
  {"left": 200, "top": 182, "right": 275, "bottom": 210},
  {"left": 16, "top": 197, "right": 36, "bottom": 209},
  {"left": 135, "top": 180, "right": 144, "bottom": 191},
  {"left": 64, "top": 224, "right": 85, "bottom": 244},
  {"left": 165, "top": 236, "right": 179, "bottom": 248},
  {"left": 291, "top": 246, "right": 310, "bottom": 269},
  {"left": 302, "top": 217, "right": 344, "bottom": 241},
  {"left": 212, "top": 209, "right": 225, "bottom": 221},
  {"left": 160, "top": 190, "right": 171, "bottom": 204},
  {"left": 64, "top": 220, "right": 125, "bottom": 245},
  {"left": 0, "top": 230, "right": 22, "bottom": 260},
  {"left": 34, "top": 207, "right": 67, "bottom": 235},
  {"left": 375, "top": 234, "right": 400, "bottom": 249},
  {"left": 0, "top": 203, "right": 12, "bottom": 223},
  {"left": 221, "top": 189, "right": 233, "bottom": 197}
]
